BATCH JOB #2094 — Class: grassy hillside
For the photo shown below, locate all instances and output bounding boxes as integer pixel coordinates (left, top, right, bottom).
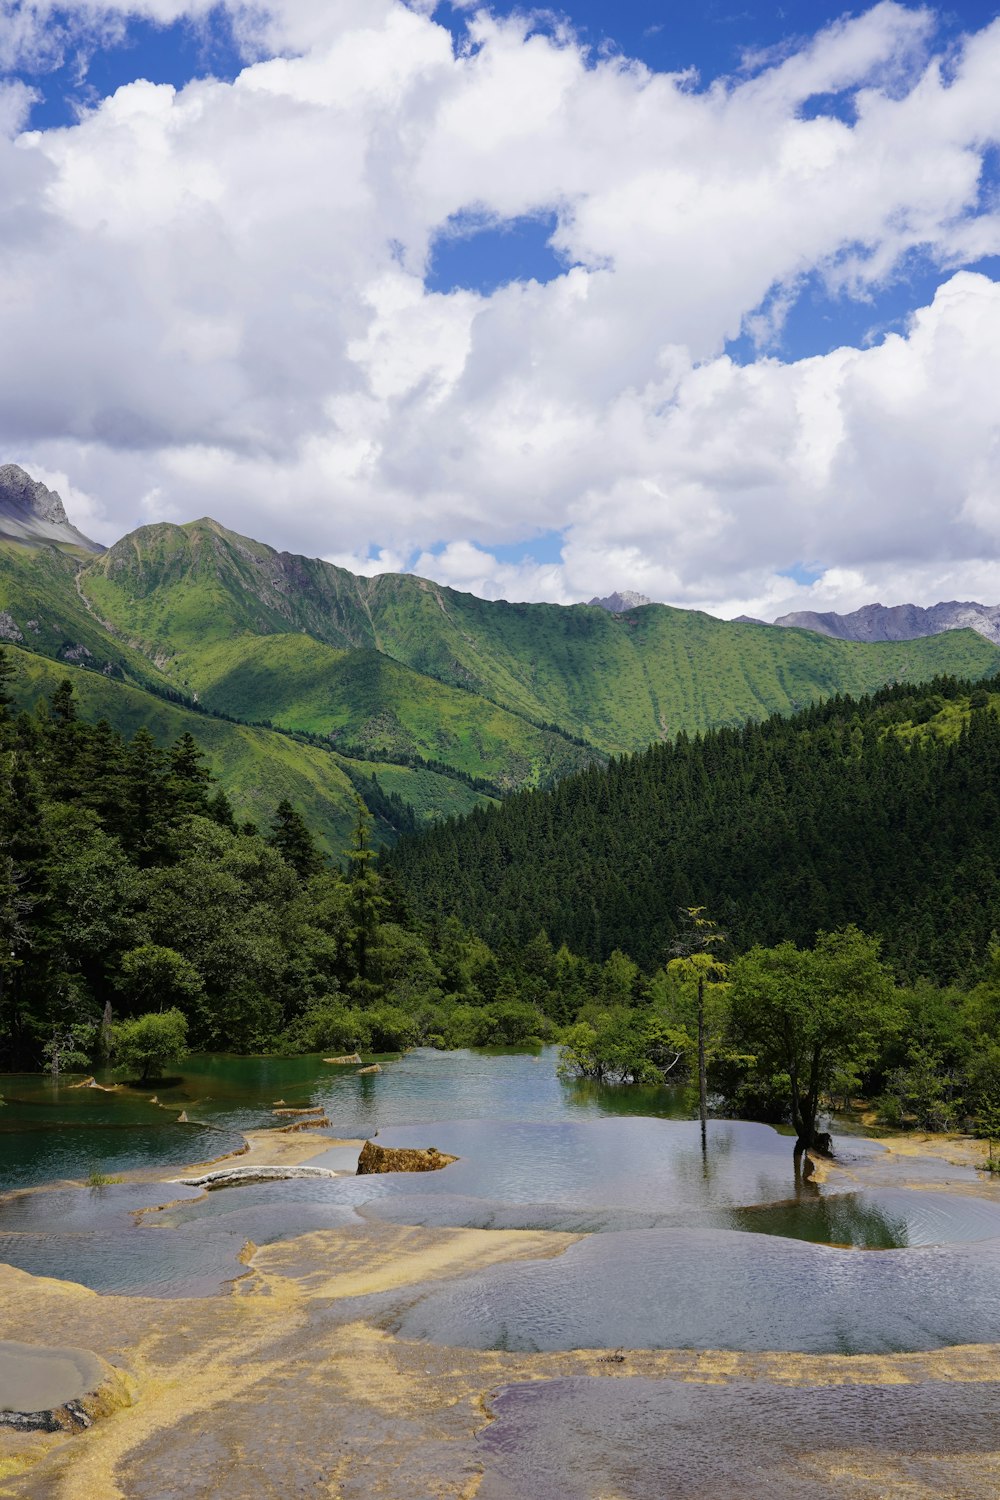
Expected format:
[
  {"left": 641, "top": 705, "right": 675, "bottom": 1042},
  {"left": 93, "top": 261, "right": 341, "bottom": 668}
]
[
  {"left": 0, "top": 539, "right": 179, "bottom": 692},
  {"left": 176, "top": 635, "right": 597, "bottom": 792},
  {"left": 81, "top": 519, "right": 1000, "bottom": 754},
  {"left": 5, "top": 646, "right": 486, "bottom": 854}
]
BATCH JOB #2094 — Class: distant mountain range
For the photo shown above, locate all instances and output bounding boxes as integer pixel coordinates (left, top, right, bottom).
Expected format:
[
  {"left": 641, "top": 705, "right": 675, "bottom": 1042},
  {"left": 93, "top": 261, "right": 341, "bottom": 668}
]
[
  {"left": 602, "top": 589, "right": 1000, "bottom": 648},
  {"left": 772, "top": 600, "right": 1000, "bottom": 647},
  {"left": 2, "top": 462, "right": 999, "bottom": 849}
]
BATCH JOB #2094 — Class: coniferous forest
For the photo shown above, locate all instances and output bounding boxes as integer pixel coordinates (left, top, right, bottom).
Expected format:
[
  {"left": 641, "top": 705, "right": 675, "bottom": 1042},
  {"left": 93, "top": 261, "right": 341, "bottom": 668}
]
[
  {"left": 0, "top": 649, "right": 574, "bottom": 1073},
  {"left": 389, "top": 673, "right": 1000, "bottom": 982}
]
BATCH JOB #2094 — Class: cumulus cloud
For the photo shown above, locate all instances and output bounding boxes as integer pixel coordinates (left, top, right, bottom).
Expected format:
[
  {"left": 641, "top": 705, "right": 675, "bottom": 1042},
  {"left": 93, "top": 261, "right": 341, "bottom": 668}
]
[{"left": 1, "top": 2, "right": 1000, "bottom": 612}]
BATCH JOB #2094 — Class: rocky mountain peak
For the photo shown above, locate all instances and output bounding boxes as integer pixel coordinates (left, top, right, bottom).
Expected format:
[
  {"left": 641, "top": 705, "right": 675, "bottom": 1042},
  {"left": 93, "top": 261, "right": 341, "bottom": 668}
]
[
  {"left": 0, "top": 465, "right": 104, "bottom": 552},
  {"left": 773, "top": 599, "right": 1000, "bottom": 648},
  {"left": 0, "top": 465, "right": 69, "bottom": 525},
  {"left": 589, "top": 590, "right": 654, "bottom": 612}
]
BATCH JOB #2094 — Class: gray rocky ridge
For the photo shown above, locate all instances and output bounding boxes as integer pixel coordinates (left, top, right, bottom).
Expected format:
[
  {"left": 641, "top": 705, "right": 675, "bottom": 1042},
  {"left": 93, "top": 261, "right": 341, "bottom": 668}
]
[
  {"left": 0, "top": 465, "right": 104, "bottom": 552},
  {"left": 588, "top": 590, "right": 654, "bottom": 612},
  {"left": 773, "top": 599, "right": 1000, "bottom": 647}
]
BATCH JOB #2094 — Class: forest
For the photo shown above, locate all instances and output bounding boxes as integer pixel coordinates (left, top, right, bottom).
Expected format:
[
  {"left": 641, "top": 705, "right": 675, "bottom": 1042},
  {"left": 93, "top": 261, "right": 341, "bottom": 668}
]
[
  {"left": 389, "top": 672, "right": 1000, "bottom": 981},
  {"left": 4, "top": 646, "right": 1000, "bottom": 1146},
  {"left": 0, "top": 649, "right": 571, "bottom": 1072}
]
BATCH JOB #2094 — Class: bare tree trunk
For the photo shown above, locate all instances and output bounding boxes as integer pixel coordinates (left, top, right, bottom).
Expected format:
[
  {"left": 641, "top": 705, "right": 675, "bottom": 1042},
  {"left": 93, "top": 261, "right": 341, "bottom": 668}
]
[{"left": 697, "top": 972, "right": 707, "bottom": 1133}]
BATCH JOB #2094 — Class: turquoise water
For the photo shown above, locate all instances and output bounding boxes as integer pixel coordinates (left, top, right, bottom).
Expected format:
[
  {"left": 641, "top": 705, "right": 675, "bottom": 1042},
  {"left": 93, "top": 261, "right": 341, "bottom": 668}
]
[
  {"left": 0, "top": 1074, "right": 246, "bottom": 1191},
  {"left": 4, "top": 1048, "right": 1000, "bottom": 1354}
]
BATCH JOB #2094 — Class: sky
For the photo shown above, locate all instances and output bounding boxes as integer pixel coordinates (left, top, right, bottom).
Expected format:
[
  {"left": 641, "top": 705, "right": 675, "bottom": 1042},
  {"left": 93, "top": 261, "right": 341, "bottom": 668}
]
[{"left": 1, "top": 2, "right": 1000, "bottom": 619}]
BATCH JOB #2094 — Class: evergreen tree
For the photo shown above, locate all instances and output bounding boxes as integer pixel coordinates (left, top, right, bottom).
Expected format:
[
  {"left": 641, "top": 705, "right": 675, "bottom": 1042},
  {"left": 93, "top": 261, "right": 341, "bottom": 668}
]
[{"left": 267, "top": 799, "right": 323, "bottom": 878}]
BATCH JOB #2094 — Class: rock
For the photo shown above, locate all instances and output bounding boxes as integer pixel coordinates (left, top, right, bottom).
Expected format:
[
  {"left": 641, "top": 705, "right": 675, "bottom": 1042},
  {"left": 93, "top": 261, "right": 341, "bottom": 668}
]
[
  {"left": 0, "top": 610, "right": 23, "bottom": 643},
  {"left": 177, "top": 1111, "right": 189, "bottom": 1123},
  {"left": 0, "top": 465, "right": 104, "bottom": 552},
  {"left": 277, "top": 1116, "right": 330, "bottom": 1132},
  {"left": 272, "top": 1106, "right": 325, "bottom": 1117},
  {"left": 357, "top": 1063, "right": 381, "bottom": 1075},
  {"left": 356, "top": 1141, "right": 457, "bottom": 1175},
  {"left": 588, "top": 591, "right": 654, "bottom": 613},
  {"left": 773, "top": 599, "right": 1000, "bottom": 647},
  {"left": 324, "top": 1053, "right": 362, "bottom": 1065}
]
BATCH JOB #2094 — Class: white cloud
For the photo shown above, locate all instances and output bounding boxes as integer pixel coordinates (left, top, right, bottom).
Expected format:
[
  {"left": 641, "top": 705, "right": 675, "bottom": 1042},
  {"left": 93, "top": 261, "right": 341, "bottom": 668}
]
[{"left": 2, "top": 3, "right": 1000, "bottom": 613}]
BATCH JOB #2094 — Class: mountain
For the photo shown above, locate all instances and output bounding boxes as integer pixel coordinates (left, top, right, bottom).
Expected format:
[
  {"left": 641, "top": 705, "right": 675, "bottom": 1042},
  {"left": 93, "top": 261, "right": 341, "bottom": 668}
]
[
  {"left": 389, "top": 671, "right": 1000, "bottom": 982},
  {"left": 773, "top": 600, "right": 1000, "bottom": 646},
  {"left": 3, "top": 478, "right": 1000, "bottom": 851},
  {"left": 2, "top": 643, "right": 486, "bottom": 854},
  {"left": 77, "top": 518, "right": 1000, "bottom": 755},
  {"left": 588, "top": 590, "right": 654, "bottom": 612},
  {"left": 0, "top": 465, "right": 104, "bottom": 553}
]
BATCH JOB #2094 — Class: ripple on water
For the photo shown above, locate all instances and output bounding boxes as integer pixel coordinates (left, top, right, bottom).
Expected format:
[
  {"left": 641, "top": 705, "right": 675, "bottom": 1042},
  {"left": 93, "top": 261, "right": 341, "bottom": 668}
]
[
  {"left": 386, "top": 1227, "right": 1000, "bottom": 1354},
  {"left": 477, "top": 1378, "right": 1000, "bottom": 1500}
]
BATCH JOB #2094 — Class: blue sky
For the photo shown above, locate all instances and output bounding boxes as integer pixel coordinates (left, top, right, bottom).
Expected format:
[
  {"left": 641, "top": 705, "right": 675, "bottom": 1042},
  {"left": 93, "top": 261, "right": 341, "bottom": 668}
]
[{"left": 2, "top": 1, "right": 1000, "bottom": 615}]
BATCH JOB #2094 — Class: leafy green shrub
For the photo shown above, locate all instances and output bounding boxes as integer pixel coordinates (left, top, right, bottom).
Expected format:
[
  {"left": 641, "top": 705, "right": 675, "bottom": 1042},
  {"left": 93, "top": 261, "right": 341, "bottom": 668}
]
[{"left": 111, "top": 1008, "right": 188, "bottom": 1084}]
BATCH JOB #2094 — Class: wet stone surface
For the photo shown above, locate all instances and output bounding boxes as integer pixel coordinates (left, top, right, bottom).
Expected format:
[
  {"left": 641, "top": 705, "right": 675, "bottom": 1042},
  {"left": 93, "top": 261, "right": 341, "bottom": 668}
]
[{"left": 477, "top": 1377, "right": 1000, "bottom": 1499}]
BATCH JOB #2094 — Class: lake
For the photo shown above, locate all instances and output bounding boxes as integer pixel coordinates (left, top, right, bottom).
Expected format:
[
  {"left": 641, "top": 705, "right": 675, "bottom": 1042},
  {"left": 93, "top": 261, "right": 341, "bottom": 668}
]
[{"left": 3, "top": 1047, "right": 1000, "bottom": 1352}]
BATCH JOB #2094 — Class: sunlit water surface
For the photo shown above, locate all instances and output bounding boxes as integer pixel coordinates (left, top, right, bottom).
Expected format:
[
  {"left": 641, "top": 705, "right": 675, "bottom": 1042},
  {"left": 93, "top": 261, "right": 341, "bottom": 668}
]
[
  {"left": 3, "top": 1048, "right": 1000, "bottom": 1352},
  {"left": 476, "top": 1378, "right": 1000, "bottom": 1499}
]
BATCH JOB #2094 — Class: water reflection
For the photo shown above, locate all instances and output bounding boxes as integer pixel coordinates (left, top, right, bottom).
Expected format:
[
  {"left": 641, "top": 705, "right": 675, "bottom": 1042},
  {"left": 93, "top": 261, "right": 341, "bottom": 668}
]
[{"left": 5, "top": 1048, "right": 1000, "bottom": 1352}]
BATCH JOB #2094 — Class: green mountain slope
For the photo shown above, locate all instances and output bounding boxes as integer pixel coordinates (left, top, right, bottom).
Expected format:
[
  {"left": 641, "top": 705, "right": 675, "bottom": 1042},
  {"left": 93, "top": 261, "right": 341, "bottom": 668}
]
[
  {"left": 177, "top": 636, "right": 595, "bottom": 792},
  {"left": 81, "top": 518, "right": 1000, "bottom": 754},
  {"left": 4, "top": 646, "right": 485, "bottom": 854},
  {"left": 0, "top": 539, "right": 179, "bottom": 693}
]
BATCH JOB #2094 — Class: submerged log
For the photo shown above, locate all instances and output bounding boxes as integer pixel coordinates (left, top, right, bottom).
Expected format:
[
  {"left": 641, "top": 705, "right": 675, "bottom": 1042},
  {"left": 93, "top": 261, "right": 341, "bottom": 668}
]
[
  {"left": 175, "top": 1165, "right": 340, "bottom": 1190},
  {"left": 356, "top": 1140, "right": 457, "bottom": 1175},
  {"left": 324, "top": 1053, "right": 362, "bottom": 1065}
]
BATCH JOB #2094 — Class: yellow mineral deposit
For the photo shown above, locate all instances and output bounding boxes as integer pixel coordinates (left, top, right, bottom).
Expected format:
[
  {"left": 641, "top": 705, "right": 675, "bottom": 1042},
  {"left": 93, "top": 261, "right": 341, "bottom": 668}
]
[{"left": 4, "top": 1129, "right": 1000, "bottom": 1498}]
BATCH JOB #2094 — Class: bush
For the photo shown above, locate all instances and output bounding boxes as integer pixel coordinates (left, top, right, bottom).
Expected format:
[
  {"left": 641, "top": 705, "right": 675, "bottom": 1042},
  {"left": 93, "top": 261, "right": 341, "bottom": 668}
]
[
  {"left": 289, "top": 998, "right": 371, "bottom": 1054},
  {"left": 111, "top": 1008, "right": 189, "bottom": 1084}
]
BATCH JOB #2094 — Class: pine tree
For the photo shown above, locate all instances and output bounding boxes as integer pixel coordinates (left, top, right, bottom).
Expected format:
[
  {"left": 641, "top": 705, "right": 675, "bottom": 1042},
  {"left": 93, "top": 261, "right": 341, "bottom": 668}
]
[
  {"left": 268, "top": 799, "right": 323, "bottom": 879},
  {"left": 167, "top": 731, "right": 212, "bottom": 816}
]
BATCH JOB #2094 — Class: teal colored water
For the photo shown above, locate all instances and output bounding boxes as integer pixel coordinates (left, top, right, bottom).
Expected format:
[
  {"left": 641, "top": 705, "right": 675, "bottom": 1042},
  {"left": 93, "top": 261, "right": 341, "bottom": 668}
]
[
  {"left": 4, "top": 1048, "right": 1000, "bottom": 1354},
  {"left": 0, "top": 1073, "right": 246, "bottom": 1191},
  {"left": 0, "top": 1046, "right": 689, "bottom": 1190}
]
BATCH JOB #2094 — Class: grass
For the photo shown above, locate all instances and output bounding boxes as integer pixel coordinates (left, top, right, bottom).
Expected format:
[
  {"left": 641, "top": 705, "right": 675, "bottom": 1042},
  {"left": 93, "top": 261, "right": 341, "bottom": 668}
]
[
  {"left": 7, "top": 520, "right": 1000, "bottom": 842},
  {"left": 79, "top": 519, "right": 1000, "bottom": 757},
  {"left": 85, "top": 1168, "right": 124, "bottom": 1187},
  {"left": 5, "top": 646, "right": 487, "bottom": 854}
]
